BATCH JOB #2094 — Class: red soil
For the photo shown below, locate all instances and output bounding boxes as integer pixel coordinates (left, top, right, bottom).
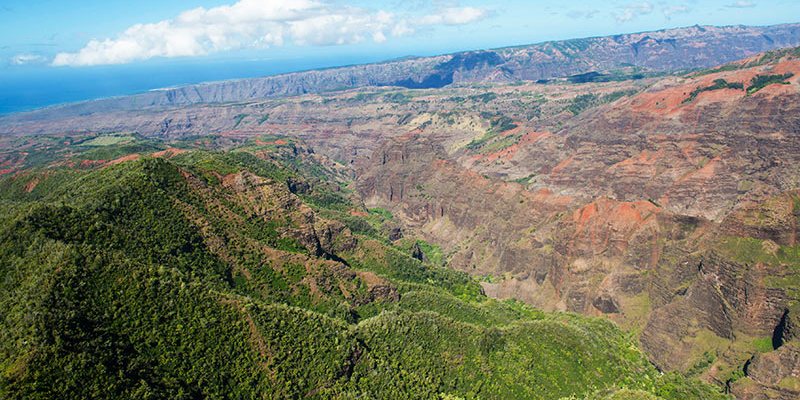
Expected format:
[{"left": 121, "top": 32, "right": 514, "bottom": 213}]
[
  {"left": 400, "top": 128, "right": 424, "bottom": 140},
  {"left": 152, "top": 147, "right": 188, "bottom": 158},
  {"left": 550, "top": 155, "right": 575, "bottom": 175},
  {"left": 349, "top": 209, "right": 368, "bottom": 217},
  {"left": 24, "top": 177, "right": 40, "bottom": 193},
  {"left": 528, "top": 187, "right": 575, "bottom": 209},
  {"left": 630, "top": 59, "right": 800, "bottom": 116},
  {"left": 499, "top": 124, "right": 524, "bottom": 137},
  {"left": 79, "top": 159, "right": 107, "bottom": 168},
  {"left": 611, "top": 148, "right": 666, "bottom": 169},
  {"left": 571, "top": 198, "right": 661, "bottom": 255},
  {"left": 482, "top": 131, "right": 553, "bottom": 162},
  {"left": 356, "top": 271, "right": 388, "bottom": 289},
  {"left": 254, "top": 139, "right": 289, "bottom": 146},
  {"left": 106, "top": 154, "right": 141, "bottom": 166},
  {"left": 675, "top": 156, "right": 721, "bottom": 184}
]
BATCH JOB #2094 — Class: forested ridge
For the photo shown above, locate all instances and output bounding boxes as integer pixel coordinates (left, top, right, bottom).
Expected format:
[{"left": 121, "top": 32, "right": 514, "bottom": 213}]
[{"left": 0, "top": 140, "right": 726, "bottom": 399}]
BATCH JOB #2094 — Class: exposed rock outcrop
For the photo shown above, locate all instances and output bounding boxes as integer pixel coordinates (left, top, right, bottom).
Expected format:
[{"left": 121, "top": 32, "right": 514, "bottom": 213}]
[{"left": 733, "top": 344, "right": 800, "bottom": 399}]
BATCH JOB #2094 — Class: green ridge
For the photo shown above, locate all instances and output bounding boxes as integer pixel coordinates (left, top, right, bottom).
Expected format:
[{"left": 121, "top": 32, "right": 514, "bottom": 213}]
[{"left": 0, "top": 145, "right": 726, "bottom": 399}]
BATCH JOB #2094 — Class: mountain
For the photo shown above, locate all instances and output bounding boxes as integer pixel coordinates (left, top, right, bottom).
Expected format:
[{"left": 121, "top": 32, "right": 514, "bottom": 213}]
[
  {"left": 0, "top": 138, "right": 723, "bottom": 399},
  {"left": 3, "top": 27, "right": 800, "bottom": 400},
  {"left": 2, "top": 23, "right": 799, "bottom": 120},
  {"left": 357, "top": 47, "right": 800, "bottom": 398}
]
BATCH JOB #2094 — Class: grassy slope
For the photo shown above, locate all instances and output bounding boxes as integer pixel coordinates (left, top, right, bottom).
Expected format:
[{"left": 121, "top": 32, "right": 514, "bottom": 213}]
[{"left": 0, "top": 144, "right": 725, "bottom": 399}]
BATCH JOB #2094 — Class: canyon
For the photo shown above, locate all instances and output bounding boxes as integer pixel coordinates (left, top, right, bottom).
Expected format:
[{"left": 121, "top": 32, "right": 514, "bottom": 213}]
[{"left": 3, "top": 24, "right": 800, "bottom": 399}]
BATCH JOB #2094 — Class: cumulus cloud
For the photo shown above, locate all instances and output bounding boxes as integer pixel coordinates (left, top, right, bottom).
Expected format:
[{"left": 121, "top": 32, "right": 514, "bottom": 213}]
[
  {"left": 11, "top": 54, "right": 48, "bottom": 65},
  {"left": 566, "top": 9, "right": 600, "bottom": 19},
  {"left": 726, "top": 1, "right": 756, "bottom": 8},
  {"left": 419, "top": 7, "right": 489, "bottom": 26},
  {"left": 52, "top": 0, "right": 489, "bottom": 67},
  {"left": 662, "top": 5, "right": 690, "bottom": 19},
  {"left": 614, "top": 1, "right": 654, "bottom": 23}
]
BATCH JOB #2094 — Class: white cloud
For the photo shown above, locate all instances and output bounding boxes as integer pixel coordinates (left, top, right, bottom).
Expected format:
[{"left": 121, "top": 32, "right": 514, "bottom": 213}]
[
  {"left": 11, "top": 53, "right": 48, "bottom": 65},
  {"left": 419, "top": 7, "right": 489, "bottom": 26},
  {"left": 614, "top": 2, "right": 654, "bottom": 23},
  {"left": 52, "top": 0, "right": 489, "bottom": 67},
  {"left": 662, "top": 5, "right": 690, "bottom": 19},
  {"left": 566, "top": 9, "right": 600, "bottom": 19},
  {"left": 726, "top": 1, "right": 756, "bottom": 8}
]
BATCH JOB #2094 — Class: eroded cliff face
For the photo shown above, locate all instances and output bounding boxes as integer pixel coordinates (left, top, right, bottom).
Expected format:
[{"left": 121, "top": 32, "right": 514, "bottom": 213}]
[
  {"left": 352, "top": 51, "right": 800, "bottom": 396},
  {"left": 357, "top": 136, "right": 563, "bottom": 284},
  {"left": 356, "top": 137, "right": 800, "bottom": 399}
]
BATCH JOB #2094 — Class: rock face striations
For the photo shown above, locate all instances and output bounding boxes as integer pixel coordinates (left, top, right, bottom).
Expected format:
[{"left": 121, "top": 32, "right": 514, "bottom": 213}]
[{"left": 352, "top": 48, "right": 800, "bottom": 398}]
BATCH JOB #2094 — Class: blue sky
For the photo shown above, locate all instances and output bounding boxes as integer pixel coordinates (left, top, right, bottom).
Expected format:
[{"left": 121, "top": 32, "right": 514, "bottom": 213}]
[{"left": 1, "top": 0, "right": 799, "bottom": 69}]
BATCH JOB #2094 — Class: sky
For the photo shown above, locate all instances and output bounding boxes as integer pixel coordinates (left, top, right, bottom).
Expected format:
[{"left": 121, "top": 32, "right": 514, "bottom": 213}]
[
  {"left": 1, "top": 0, "right": 799, "bottom": 114},
  {"left": 2, "top": 0, "right": 800, "bottom": 70}
]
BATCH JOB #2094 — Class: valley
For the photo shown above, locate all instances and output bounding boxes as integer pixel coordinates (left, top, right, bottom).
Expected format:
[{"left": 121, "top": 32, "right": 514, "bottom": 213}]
[{"left": 3, "top": 24, "right": 800, "bottom": 399}]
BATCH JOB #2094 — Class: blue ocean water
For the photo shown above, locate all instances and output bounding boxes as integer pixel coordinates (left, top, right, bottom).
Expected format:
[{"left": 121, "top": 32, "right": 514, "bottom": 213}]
[{"left": 0, "top": 54, "right": 389, "bottom": 115}]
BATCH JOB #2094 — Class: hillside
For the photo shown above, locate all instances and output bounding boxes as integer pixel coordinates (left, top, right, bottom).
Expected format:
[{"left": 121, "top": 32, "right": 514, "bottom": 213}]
[{"left": 0, "top": 138, "right": 724, "bottom": 399}]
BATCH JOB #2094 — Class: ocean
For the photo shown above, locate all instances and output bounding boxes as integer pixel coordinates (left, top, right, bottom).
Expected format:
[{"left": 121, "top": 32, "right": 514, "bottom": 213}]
[{"left": 0, "top": 54, "right": 390, "bottom": 115}]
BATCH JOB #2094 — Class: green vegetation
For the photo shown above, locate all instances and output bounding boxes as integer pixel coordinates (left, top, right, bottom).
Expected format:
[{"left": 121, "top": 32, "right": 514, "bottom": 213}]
[
  {"left": 81, "top": 141, "right": 164, "bottom": 161},
  {"left": 599, "top": 389, "right": 661, "bottom": 400},
  {"left": 568, "top": 90, "right": 638, "bottom": 115},
  {"left": 746, "top": 73, "right": 794, "bottom": 95},
  {"left": 752, "top": 337, "right": 774, "bottom": 353},
  {"left": 690, "top": 64, "right": 744, "bottom": 78},
  {"left": 725, "top": 367, "right": 747, "bottom": 386},
  {"left": 396, "top": 290, "right": 543, "bottom": 326},
  {"left": 682, "top": 79, "right": 744, "bottom": 104},
  {"left": 686, "top": 351, "right": 716, "bottom": 377},
  {"left": 0, "top": 140, "right": 726, "bottom": 399},
  {"left": 80, "top": 133, "right": 136, "bottom": 147},
  {"left": 478, "top": 135, "right": 520, "bottom": 154},
  {"left": 605, "top": 89, "right": 639, "bottom": 103},
  {"left": 465, "top": 131, "right": 500, "bottom": 151},
  {"left": 469, "top": 92, "right": 498, "bottom": 103},
  {"left": 233, "top": 113, "right": 248, "bottom": 128},
  {"left": 717, "top": 237, "right": 800, "bottom": 268},
  {"left": 492, "top": 115, "right": 517, "bottom": 132},
  {"left": 383, "top": 92, "right": 411, "bottom": 104},
  {"left": 350, "top": 92, "right": 380, "bottom": 103},
  {"left": 567, "top": 71, "right": 646, "bottom": 84},
  {"left": 368, "top": 207, "right": 394, "bottom": 221},
  {"left": 12, "top": 133, "right": 166, "bottom": 165},
  {"left": 465, "top": 115, "right": 518, "bottom": 152},
  {"left": 751, "top": 47, "right": 800, "bottom": 66},
  {"left": 397, "top": 239, "right": 446, "bottom": 267},
  {"left": 569, "top": 93, "right": 600, "bottom": 115},
  {"left": 513, "top": 174, "right": 536, "bottom": 186},
  {"left": 692, "top": 46, "right": 800, "bottom": 77},
  {"left": 716, "top": 236, "right": 800, "bottom": 298}
]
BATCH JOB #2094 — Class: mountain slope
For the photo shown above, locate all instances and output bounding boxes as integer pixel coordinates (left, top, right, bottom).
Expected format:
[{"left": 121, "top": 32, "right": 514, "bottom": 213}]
[
  {"left": 354, "top": 46, "right": 800, "bottom": 398},
  {"left": 0, "top": 141, "right": 724, "bottom": 399}
]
